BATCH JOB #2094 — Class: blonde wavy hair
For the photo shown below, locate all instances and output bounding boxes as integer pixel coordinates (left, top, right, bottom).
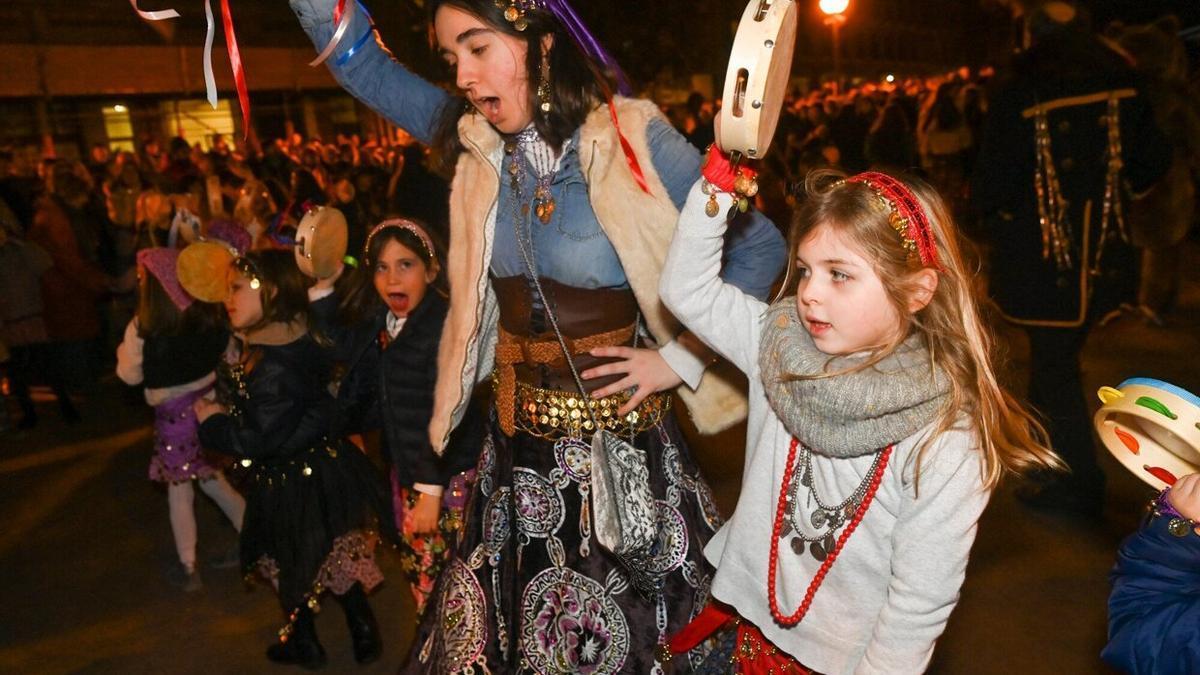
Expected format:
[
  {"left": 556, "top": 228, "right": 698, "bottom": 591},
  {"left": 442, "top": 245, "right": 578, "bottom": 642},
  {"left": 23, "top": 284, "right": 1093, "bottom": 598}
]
[{"left": 777, "top": 169, "right": 1063, "bottom": 489}]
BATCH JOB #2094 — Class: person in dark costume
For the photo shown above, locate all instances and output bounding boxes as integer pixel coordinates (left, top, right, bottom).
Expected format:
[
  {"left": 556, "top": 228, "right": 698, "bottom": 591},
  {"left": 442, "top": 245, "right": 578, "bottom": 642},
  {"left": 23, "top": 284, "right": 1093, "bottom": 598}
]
[
  {"left": 309, "top": 218, "right": 487, "bottom": 616},
  {"left": 191, "top": 249, "right": 391, "bottom": 669},
  {"left": 971, "top": 1, "right": 1171, "bottom": 516}
]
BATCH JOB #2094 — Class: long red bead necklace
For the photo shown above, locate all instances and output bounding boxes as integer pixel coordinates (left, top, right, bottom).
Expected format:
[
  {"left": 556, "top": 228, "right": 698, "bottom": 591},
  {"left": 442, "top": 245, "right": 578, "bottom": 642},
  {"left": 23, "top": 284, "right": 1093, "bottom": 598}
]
[{"left": 768, "top": 437, "right": 893, "bottom": 626}]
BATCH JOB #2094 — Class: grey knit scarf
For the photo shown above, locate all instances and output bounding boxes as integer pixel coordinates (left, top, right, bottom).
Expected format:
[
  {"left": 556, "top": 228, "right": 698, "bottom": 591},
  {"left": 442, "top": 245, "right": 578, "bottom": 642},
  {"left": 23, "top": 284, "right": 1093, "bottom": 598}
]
[{"left": 758, "top": 299, "right": 950, "bottom": 458}]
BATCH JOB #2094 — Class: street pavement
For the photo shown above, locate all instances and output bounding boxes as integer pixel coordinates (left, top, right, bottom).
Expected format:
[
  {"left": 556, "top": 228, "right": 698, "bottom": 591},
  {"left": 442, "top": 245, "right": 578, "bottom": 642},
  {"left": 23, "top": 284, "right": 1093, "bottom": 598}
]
[{"left": 2, "top": 242, "right": 1197, "bottom": 674}]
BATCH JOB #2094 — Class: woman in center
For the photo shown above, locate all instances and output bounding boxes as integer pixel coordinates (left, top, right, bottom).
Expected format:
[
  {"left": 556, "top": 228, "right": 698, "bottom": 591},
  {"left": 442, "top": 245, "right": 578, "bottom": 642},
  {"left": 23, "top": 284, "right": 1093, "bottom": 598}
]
[{"left": 292, "top": 0, "right": 787, "bottom": 670}]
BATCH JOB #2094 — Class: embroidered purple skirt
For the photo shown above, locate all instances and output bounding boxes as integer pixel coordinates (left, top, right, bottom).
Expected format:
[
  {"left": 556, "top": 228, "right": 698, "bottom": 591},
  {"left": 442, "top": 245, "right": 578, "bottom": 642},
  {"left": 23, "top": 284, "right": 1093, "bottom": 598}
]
[{"left": 149, "top": 387, "right": 227, "bottom": 484}]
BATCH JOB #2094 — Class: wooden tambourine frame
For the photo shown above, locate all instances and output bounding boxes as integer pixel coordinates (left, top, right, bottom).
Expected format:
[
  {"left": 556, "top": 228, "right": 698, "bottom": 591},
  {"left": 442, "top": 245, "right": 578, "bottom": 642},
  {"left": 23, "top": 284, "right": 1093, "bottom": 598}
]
[
  {"left": 718, "top": 0, "right": 798, "bottom": 163},
  {"left": 294, "top": 206, "right": 348, "bottom": 279},
  {"left": 1093, "top": 378, "right": 1200, "bottom": 491}
]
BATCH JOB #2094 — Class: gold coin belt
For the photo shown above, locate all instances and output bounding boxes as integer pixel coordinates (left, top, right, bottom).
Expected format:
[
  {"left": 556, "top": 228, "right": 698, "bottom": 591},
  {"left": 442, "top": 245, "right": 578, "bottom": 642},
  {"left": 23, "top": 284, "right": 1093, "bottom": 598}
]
[{"left": 508, "top": 379, "right": 670, "bottom": 441}]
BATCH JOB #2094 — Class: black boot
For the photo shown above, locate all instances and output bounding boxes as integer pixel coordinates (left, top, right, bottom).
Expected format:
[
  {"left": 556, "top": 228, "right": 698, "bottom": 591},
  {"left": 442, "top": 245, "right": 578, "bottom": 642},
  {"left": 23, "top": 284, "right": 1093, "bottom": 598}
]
[
  {"left": 266, "top": 606, "right": 327, "bottom": 670},
  {"left": 335, "top": 584, "right": 382, "bottom": 664}
]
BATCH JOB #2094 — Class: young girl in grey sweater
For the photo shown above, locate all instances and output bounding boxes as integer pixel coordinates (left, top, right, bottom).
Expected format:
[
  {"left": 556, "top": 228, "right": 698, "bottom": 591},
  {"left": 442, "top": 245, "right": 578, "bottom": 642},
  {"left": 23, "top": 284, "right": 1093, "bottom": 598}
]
[{"left": 658, "top": 161, "right": 1061, "bottom": 674}]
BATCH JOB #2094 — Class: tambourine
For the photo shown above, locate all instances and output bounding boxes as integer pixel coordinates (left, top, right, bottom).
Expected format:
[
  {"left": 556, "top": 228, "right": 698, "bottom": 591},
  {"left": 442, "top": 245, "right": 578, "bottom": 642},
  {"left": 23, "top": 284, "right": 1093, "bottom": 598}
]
[
  {"left": 1093, "top": 378, "right": 1200, "bottom": 491},
  {"left": 294, "top": 206, "right": 348, "bottom": 279},
  {"left": 717, "top": 0, "right": 798, "bottom": 161}
]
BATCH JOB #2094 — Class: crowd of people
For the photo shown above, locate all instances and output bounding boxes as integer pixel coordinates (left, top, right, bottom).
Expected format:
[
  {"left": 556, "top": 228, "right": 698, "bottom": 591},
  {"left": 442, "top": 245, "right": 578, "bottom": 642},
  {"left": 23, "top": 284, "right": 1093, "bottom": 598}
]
[{"left": 0, "top": 0, "right": 1198, "bottom": 672}]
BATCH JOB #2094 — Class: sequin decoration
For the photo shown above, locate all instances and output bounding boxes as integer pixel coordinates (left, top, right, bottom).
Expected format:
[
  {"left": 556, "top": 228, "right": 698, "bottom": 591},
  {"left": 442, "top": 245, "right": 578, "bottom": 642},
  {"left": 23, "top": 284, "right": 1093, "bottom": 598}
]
[{"left": 433, "top": 559, "right": 488, "bottom": 672}]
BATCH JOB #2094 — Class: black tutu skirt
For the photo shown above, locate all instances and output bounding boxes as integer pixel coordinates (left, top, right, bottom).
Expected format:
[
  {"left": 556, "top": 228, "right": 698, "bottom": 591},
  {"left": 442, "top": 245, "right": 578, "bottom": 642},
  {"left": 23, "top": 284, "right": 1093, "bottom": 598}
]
[
  {"left": 402, "top": 410, "right": 724, "bottom": 674},
  {"left": 238, "top": 439, "right": 392, "bottom": 611}
]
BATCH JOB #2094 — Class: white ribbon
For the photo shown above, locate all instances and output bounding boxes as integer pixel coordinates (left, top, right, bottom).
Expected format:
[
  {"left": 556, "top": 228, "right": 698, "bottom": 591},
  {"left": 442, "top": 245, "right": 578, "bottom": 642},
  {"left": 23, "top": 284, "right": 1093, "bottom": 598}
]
[
  {"left": 308, "top": 0, "right": 355, "bottom": 67},
  {"left": 203, "top": 0, "right": 218, "bottom": 108},
  {"left": 128, "top": 0, "right": 180, "bottom": 21}
]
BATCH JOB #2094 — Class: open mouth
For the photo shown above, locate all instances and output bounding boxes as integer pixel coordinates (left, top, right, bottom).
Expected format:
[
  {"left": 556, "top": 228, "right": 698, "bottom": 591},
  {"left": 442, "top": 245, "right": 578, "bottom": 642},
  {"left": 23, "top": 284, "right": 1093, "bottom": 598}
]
[
  {"left": 474, "top": 96, "right": 501, "bottom": 122},
  {"left": 387, "top": 292, "right": 410, "bottom": 313},
  {"left": 806, "top": 316, "right": 832, "bottom": 334}
]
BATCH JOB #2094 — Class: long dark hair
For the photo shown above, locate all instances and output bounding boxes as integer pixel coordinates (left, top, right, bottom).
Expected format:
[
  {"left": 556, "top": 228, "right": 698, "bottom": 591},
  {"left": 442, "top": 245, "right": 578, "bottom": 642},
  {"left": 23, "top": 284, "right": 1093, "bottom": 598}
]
[
  {"left": 922, "top": 83, "right": 962, "bottom": 133},
  {"left": 137, "top": 273, "right": 224, "bottom": 338},
  {"left": 427, "top": 0, "right": 612, "bottom": 174},
  {"left": 238, "top": 249, "right": 315, "bottom": 336},
  {"left": 337, "top": 220, "right": 446, "bottom": 325}
]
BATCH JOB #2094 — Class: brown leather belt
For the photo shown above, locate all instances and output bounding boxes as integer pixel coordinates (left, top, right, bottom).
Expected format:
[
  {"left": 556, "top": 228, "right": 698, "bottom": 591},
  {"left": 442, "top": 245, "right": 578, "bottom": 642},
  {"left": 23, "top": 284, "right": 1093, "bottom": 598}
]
[{"left": 493, "top": 323, "right": 635, "bottom": 437}]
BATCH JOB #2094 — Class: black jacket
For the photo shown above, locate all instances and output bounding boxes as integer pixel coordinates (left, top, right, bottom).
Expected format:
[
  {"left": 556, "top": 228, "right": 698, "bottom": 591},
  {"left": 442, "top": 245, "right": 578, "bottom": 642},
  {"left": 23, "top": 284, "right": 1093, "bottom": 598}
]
[
  {"left": 315, "top": 291, "right": 485, "bottom": 488},
  {"left": 199, "top": 334, "right": 334, "bottom": 461},
  {"left": 142, "top": 327, "right": 228, "bottom": 390},
  {"left": 972, "top": 31, "right": 1171, "bottom": 325}
]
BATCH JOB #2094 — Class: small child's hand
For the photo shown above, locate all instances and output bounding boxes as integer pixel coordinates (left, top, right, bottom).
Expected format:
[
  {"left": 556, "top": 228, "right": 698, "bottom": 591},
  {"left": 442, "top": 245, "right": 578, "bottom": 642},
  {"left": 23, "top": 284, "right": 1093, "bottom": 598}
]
[
  {"left": 409, "top": 493, "right": 442, "bottom": 535},
  {"left": 1167, "top": 473, "right": 1200, "bottom": 522},
  {"left": 193, "top": 398, "right": 226, "bottom": 423}
]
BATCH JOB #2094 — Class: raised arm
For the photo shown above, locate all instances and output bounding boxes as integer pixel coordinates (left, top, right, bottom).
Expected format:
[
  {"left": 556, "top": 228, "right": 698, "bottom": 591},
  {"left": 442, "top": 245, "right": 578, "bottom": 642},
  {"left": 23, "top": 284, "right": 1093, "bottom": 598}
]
[
  {"left": 648, "top": 118, "right": 787, "bottom": 301},
  {"left": 660, "top": 180, "right": 770, "bottom": 377},
  {"left": 290, "top": 0, "right": 452, "bottom": 145}
]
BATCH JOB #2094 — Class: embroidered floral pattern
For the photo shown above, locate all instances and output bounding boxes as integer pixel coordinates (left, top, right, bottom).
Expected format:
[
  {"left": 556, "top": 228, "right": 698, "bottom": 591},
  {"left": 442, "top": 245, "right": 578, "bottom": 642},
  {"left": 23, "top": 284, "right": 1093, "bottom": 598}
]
[{"left": 521, "top": 567, "right": 629, "bottom": 674}]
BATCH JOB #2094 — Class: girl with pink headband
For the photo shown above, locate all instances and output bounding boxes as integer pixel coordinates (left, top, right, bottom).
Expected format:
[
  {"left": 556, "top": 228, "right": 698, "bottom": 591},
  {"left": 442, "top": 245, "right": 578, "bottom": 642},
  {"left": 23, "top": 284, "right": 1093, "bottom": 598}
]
[
  {"left": 309, "top": 218, "right": 487, "bottom": 618},
  {"left": 115, "top": 247, "right": 245, "bottom": 592},
  {"left": 659, "top": 159, "right": 1063, "bottom": 672}
]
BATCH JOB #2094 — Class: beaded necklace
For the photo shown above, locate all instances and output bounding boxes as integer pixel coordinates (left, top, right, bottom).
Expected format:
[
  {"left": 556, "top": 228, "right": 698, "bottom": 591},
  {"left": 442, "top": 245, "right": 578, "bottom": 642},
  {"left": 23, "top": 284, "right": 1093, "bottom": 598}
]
[{"left": 768, "top": 437, "right": 893, "bottom": 626}]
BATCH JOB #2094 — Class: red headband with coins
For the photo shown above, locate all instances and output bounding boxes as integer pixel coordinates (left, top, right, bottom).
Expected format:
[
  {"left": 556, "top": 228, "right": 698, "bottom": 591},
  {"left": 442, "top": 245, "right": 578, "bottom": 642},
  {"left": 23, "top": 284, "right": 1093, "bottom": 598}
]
[{"left": 844, "top": 171, "right": 942, "bottom": 270}]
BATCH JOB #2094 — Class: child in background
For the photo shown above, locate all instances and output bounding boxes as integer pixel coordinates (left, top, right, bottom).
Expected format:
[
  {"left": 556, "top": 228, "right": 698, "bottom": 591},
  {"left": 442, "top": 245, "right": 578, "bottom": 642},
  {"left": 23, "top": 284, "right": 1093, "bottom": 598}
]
[
  {"left": 193, "top": 249, "right": 391, "bottom": 668},
  {"left": 310, "top": 218, "right": 485, "bottom": 615},
  {"left": 659, "top": 161, "right": 1062, "bottom": 673},
  {"left": 1104, "top": 472, "right": 1200, "bottom": 673},
  {"left": 115, "top": 247, "right": 244, "bottom": 591}
]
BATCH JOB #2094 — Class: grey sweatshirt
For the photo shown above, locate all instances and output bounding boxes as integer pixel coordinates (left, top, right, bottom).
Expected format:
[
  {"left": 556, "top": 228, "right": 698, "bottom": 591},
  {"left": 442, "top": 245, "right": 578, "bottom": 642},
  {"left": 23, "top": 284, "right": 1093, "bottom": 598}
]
[{"left": 660, "top": 182, "right": 990, "bottom": 674}]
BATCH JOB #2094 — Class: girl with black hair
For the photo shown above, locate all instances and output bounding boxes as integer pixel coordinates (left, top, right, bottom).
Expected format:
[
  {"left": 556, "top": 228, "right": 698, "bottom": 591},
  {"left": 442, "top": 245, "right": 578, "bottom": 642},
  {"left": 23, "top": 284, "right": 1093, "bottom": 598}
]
[
  {"left": 309, "top": 218, "right": 486, "bottom": 616},
  {"left": 191, "top": 249, "right": 391, "bottom": 669},
  {"left": 291, "top": 0, "right": 788, "bottom": 670}
]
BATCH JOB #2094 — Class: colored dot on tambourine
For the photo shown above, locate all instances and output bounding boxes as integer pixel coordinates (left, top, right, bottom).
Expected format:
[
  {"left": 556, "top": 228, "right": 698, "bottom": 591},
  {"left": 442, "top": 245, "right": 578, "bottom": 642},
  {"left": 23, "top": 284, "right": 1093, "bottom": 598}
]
[
  {"left": 1093, "top": 378, "right": 1200, "bottom": 491},
  {"left": 717, "top": 0, "right": 799, "bottom": 161},
  {"left": 294, "top": 206, "right": 348, "bottom": 280}
]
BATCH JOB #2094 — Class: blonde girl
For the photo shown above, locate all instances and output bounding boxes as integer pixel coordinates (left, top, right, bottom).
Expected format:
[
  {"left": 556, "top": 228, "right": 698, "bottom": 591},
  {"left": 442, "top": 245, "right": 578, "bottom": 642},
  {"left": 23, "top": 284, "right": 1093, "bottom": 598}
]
[{"left": 658, "top": 160, "right": 1061, "bottom": 674}]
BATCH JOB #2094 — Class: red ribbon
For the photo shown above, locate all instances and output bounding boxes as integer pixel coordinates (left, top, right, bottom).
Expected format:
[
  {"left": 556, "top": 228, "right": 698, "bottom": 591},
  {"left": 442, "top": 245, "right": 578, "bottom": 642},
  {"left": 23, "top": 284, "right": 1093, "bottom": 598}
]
[
  {"left": 220, "top": 0, "right": 251, "bottom": 139},
  {"left": 606, "top": 96, "right": 651, "bottom": 196}
]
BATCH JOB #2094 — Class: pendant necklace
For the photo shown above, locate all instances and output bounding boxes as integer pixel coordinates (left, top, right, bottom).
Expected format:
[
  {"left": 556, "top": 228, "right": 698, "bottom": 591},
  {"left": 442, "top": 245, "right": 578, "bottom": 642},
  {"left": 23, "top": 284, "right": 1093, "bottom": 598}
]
[{"left": 512, "top": 126, "right": 564, "bottom": 225}]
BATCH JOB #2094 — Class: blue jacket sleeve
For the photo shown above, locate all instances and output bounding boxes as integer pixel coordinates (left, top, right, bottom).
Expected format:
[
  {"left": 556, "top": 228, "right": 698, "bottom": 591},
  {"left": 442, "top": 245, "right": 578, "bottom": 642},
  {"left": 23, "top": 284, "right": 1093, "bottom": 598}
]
[
  {"left": 290, "top": 0, "right": 452, "bottom": 146},
  {"left": 645, "top": 118, "right": 786, "bottom": 302},
  {"left": 1102, "top": 512, "right": 1200, "bottom": 674}
]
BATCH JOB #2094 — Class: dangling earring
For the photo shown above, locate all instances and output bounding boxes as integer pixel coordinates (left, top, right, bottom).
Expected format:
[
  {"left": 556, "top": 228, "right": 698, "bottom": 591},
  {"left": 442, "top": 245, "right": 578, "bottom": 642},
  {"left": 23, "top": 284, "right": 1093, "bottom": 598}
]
[{"left": 537, "top": 57, "right": 552, "bottom": 115}]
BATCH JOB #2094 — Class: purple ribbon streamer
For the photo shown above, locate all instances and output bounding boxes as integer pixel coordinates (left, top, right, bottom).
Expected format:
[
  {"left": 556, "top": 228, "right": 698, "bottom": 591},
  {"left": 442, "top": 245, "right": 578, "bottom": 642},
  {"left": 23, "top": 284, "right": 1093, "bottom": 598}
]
[{"left": 540, "top": 0, "right": 631, "bottom": 96}]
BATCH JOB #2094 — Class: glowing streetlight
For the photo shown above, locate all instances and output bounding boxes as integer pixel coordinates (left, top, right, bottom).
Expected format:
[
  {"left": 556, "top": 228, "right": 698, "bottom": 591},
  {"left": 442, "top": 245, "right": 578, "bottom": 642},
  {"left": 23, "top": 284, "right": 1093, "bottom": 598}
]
[
  {"left": 112, "top": 104, "right": 128, "bottom": 113},
  {"left": 819, "top": 0, "right": 849, "bottom": 14},
  {"left": 819, "top": 0, "right": 849, "bottom": 91}
]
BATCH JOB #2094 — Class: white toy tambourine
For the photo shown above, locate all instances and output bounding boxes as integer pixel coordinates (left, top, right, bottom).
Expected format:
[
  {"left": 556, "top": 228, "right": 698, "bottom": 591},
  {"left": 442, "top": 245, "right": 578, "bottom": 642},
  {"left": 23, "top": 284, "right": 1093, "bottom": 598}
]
[
  {"left": 1093, "top": 378, "right": 1200, "bottom": 491},
  {"left": 294, "top": 206, "right": 348, "bottom": 280},
  {"left": 717, "top": 0, "right": 798, "bottom": 161}
]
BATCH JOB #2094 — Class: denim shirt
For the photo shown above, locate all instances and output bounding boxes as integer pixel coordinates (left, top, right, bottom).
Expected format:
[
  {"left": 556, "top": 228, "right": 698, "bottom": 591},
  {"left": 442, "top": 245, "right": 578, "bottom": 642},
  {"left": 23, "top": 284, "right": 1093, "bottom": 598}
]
[{"left": 290, "top": 0, "right": 786, "bottom": 298}]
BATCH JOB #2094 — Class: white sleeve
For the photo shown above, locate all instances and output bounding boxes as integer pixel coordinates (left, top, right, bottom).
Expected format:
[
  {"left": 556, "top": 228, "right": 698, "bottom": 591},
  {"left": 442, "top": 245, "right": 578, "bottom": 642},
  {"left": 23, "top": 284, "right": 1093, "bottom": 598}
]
[
  {"left": 855, "top": 431, "right": 991, "bottom": 674},
  {"left": 657, "top": 339, "right": 706, "bottom": 390},
  {"left": 659, "top": 179, "right": 769, "bottom": 377},
  {"left": 115, "top": 318, "right": 145, "bottom": 386}
]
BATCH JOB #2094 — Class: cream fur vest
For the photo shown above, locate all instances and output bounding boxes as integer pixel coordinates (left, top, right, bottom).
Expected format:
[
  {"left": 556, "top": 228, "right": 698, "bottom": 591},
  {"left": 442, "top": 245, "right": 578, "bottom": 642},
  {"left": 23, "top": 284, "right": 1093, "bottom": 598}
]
[{"left": 430, "top": 97, "right": 748, "bottom": 452}]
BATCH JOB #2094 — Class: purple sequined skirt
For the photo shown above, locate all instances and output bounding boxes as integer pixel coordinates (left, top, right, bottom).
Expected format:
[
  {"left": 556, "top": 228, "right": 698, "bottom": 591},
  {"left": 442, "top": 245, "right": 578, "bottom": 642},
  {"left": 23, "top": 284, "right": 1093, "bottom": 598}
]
[{"left": 149, "top": 387, "right": 226, "bottom": 484}]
